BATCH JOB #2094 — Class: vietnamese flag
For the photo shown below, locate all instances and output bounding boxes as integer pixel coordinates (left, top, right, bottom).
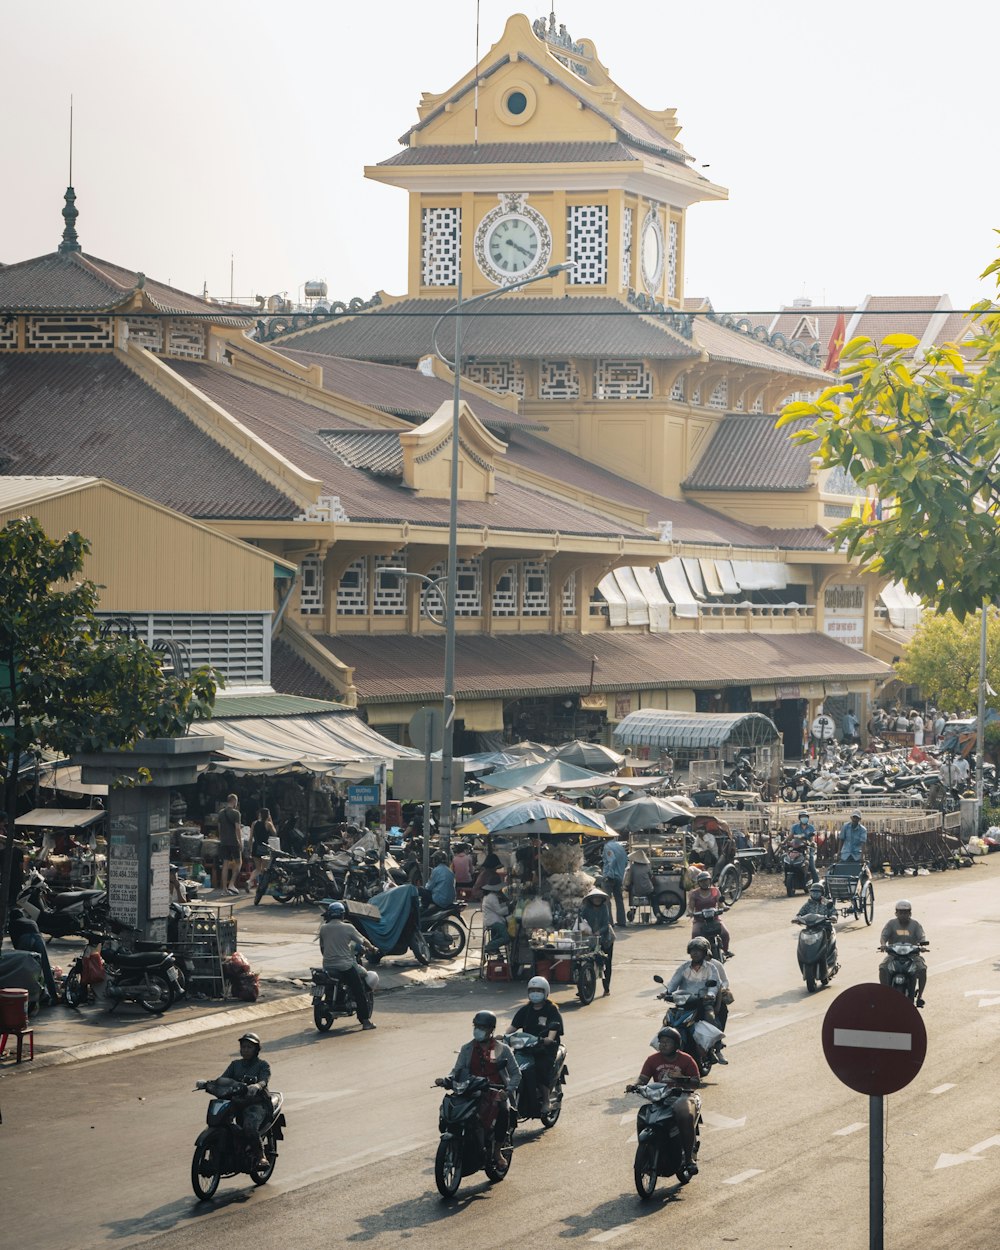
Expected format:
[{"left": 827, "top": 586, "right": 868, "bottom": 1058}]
[{"left": 825, "top": 311, "right": 847, "bottom": 372}]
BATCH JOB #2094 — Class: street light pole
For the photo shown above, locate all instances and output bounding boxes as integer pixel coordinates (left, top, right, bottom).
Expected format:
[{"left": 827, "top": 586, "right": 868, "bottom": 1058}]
[{"left": 432, "top": 261, "right": 575, "bottom": 852}]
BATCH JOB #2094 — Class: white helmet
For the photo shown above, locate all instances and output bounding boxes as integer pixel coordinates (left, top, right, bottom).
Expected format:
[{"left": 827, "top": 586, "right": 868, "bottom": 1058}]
[
  {"left": 364, "top": 969, "right": 380, "bottom": 989},
  {"left": 894, "top": 899, "right": 913, "bottom": 912},
  {"left": 527, "top": 975, "right": 550, "bottom": 997}
]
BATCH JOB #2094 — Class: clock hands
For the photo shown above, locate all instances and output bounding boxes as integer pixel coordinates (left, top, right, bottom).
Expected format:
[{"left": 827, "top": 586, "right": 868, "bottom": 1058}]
[{"left": 505, "top": 238, "right": 534, "bottom": 259}]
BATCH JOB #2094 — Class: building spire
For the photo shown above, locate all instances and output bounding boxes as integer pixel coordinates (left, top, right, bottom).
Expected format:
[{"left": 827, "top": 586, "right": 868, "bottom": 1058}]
[{"left": 59, "top": 96, "right": 81, "bottom": 254}]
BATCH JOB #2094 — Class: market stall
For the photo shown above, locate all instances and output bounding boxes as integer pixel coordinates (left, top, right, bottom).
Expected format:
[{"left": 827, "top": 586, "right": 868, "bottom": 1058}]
[{"left": 14, "top": 808, "right": 107, "bottom": 890}]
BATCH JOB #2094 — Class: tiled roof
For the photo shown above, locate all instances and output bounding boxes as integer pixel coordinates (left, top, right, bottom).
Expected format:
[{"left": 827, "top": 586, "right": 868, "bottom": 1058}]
[
  {"left": 0, "top": 251, "right": 250, "bottom": 320},
  {"left": 262, "top": 640, "right": 339, "bottom": 703},
  {"left": 0, "top": 354, "right": 297, "bottom": 519},
  {"left": 377, "top": 141, "right": 640, "bottom": 167},
  {"left": 209, "top": 692, "right": 345, "bottom": 717},
  {"left": 754, "top": 525, "right": 834, "bottom": 551},
  {"left": 319, "top": 430, "right": 404, "bottom": 477},
  {"left": 768, "top": 306, "right": 849, "bottom": 350},
  {"left": 852, "top": 295, "right": 943, "bottom": 349},
  {"left": 311, "top": 630, "right": 890, "bottom": 703},
  {"left": 693, "top": 317, "right": 830, "bottom": 382},
  {"left": 272, "top": 295, "right": 699, "bottom": 361},
  {"left": 276, "top": 349, "right": 540, "bottom": 430},
  {"left": 683, "top": 414, "right": 815, "bottom": 492}
]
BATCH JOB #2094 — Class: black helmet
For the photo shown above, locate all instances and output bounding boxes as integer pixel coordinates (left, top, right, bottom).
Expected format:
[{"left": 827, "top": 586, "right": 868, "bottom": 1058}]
[
  {"left": 472, "top": 1010, "right": 497, "bottom": 1032},
  {"left": 657, "top": 1026, "right": 682, "bottom": 1048},
  {"left": 238, "top": 1032, "right": 261, "bottom": 1050},
  {"left": 808, "top": 882, "right": 825, "bottom": 896},
  {"left": 687, "top": 937, "right": 711, "bottom": 956}
]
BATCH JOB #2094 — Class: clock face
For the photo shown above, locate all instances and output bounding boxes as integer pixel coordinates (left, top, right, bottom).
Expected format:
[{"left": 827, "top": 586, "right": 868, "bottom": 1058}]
[
  {"left": 641, "top": 212, "right": 664, "bottom": 293},
  {"left": 486, "top": 215, "right": 541, "bottom": 275}
]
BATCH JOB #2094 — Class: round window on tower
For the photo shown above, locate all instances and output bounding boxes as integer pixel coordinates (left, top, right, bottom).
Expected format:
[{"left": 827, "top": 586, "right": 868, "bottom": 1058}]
[
  {"left": 495, "top": 82, "right": 536, "bottom": 126},
  {"left": 506, "top": 90, "right": 527, "bottom": 116}
]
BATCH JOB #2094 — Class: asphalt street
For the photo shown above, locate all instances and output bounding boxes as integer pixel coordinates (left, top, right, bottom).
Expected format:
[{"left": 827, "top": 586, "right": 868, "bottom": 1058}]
[{"left": 4, "top": 859, "right": 999, "bottom": 1250}]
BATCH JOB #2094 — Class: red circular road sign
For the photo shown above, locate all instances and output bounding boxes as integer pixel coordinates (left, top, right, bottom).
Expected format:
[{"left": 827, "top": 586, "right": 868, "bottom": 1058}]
[{"left": 822, "top": 983, "right": 927, "bottom": 1096}]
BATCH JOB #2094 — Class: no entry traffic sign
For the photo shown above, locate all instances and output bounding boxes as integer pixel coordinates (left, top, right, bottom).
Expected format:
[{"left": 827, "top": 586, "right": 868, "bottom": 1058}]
[{"left": 822, "top": 983, "right": 927, "bottom": 1096}]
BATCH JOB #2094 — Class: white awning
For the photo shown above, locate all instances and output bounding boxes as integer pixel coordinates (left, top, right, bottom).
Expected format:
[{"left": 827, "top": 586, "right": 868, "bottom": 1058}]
[
  {"left": 700, "top": 559, "right": 725, "bottom": 597},
  {"left": 657, "top": 558, "right": 699, "bottom": 619},
  {"left": 613, "top": 567, "right": 650, "bottom": 626},
  {"left": 681, "top": 558, "right": 708, "bottom": 600},
  {"left": 715, "top": 559, "right": 741, "bottom": 595},
  {"left": 597, "top": 572, "right": 628, "bottom": 627},
  {"left": 633, "top": 565, "right": 672, "bottom": 632},
  {"left": 187, "top": 711, "right": 420, "bottom": 769},
  {"left": 15, "top": 807, "right": 106, "bottom": 830},
  {"left": 879, "top": 582, "right": 922, "bottom": 629},
  {"left": 731, "top": 560, "right": 789, "bottom": 591}
]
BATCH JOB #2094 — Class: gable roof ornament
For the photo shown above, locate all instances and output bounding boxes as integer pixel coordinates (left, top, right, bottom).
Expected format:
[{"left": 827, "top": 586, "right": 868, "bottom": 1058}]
[
  {"left": 58, "top": 185, "right": 82, "bottom": 255},
  {"left": 531, "top": 10, "right": 591, "bottom": 78}
]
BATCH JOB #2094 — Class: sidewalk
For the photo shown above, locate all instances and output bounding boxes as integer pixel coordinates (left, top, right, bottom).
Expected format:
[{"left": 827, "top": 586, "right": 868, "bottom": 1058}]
[{"left": 0, "top": 896, "right": 467, "bottom": 1074}]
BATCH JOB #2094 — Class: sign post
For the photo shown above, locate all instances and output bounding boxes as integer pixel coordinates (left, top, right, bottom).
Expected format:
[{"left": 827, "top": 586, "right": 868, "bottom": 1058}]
[
  {"left": 822, "top": 984, "right": 927, "bottom": 1250},
  {"left": 409, "top": 707, "right": 443, "bottom": 879}
]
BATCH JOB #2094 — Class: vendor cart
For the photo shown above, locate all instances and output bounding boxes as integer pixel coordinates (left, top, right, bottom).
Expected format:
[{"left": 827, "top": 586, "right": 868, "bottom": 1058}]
[
  {"left": 528, "top": 930, "right": 605, "bottom": 1005},
  {"left": 823, "top": 861, "right": 875, "bottom": 925}
]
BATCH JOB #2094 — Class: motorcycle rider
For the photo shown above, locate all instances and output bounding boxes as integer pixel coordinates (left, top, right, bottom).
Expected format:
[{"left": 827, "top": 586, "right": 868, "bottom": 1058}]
[
  {"left": 419, "top": 851, "right": 456, "bottom": 912},
  {"left": 839, "top": 811, "right": 867, "bottom": 863},
  {"left": 626, "top": 1026, "right": 701, "bottom": 1175},
  {"left": 578, "top": 886, "right": 615, "bottom": 995},
  {"left": 207, "top": 1033, "right": 271, "bottom": 1169},
  {"left": 665, "top": 936, "right": 730, "bottom": 1063},
  {"left": 790, "top": 810, "right": 819, "bottom": 884},
  {"left": 436, "top": 1010, "right": 520, "bottom": 1164},
  {"left": 879, "top": 900, "right": 928, "bottom": 1006},
  {"left": 687, "top": 870, "right": 733, "bottom": 957},
  {"left": 318, "top": 900, "right": 379, "bottom": 1030},
  {"left": 794, "top": 882, "right": 839, "bottom": 970},
  {"left": 509, "top": 975, "right": 563, "bottom": 1113}
]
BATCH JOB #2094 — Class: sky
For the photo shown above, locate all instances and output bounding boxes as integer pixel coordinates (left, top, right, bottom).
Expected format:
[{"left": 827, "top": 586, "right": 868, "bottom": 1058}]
[{"left": 4, "top": 1, "right": 998, "bottom": 317}]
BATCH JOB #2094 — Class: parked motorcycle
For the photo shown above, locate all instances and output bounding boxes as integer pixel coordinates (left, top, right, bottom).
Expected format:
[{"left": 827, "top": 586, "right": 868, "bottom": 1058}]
[
  {"left": 254, "top": 848, "right": 329, "bottom": 906},
  {"left": 17, "top": 869, "right": 108, "bottom": 939},
  {"left": 347, "top": 885, "right": 430, "bottom": 965},
  {"left": 433, "top": 1075, "right": 515, "bottom": 1197},
  {"left": 190, "top": 1076, "right": 286, "bottom": 1200},
  {"left": 504, "top": 1029, "right": 567, "bottom": 1129},
  {"left": 690, "top": 906, "right": 731, "bottom": 964},
  {"left": 882, "top": 939, "right": 929, "bottom": 1004},
  {"left": 782, "top": 836, "right": 811, "bottom": 896},
  {"left": 792, "top": 912, "right": 839, "bottom": 993},
  {"left": 63, "top": 929, "right": 183, "bottom": 1014},
  {"left": 653, "top": 974, "right": 724, "bottom": 1077},
  {"left": 310, "top": 956, "right": 378, "bottom": 1032},
  {"left": 627, "top": 1079, "right": 702, "bottom": 1198},
  {"left": 420, "top": 901, "right": 468, "bottom": 960}
]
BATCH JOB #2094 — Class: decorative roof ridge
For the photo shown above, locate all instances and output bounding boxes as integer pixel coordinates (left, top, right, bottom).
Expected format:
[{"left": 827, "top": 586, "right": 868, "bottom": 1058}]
[
  {"left": 257, "top": 291, "right": 383, "bottom": 343},
  {"left": 706, "top": 307, "right": 826, "bottom": 370},
  {"left": 624, "top": 289, "right": 695, "bottom": 342}
]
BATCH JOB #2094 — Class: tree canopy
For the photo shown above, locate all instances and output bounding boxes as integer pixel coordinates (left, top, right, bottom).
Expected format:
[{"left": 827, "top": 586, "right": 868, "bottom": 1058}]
[
  {"left": 777, "top": 246, "right": 1000, "bottom": 620},
  {"left": 894, "top": 610, "right": 1000, "bottom": 713}
]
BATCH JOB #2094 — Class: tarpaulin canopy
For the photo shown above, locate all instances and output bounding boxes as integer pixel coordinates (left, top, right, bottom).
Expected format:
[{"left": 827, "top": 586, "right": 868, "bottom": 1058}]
[
  {"left": 603, "top": 795, "right": 698, "bottom": 832},
  {"left": 614, "top": 710, "right": 780, "bottom": 751},
  {"left": 456, "top": 797, "right": 612, "bottom": 839},
  {"left": 551, "top": 740, "right": 625, "bottom": 773},
  {"left": 187, "top": 711, "right": 421, "bottom": 771},
  {"left": 15, "top": 807, "right": 106, "bottom": 829},
  {"left": 482, "top": 758, "right": 613, "bottom": 792}
]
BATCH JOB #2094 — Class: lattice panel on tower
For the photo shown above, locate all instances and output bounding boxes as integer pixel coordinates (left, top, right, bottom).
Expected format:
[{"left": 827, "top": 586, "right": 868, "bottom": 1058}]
[
  {"left": 667, "top": 220, "right": 679, "bottom": 299},
  {"left": 567, "top": 205, "right": 608, "bottom": 286},
  {"left": 373, "top": 553, "right": 407, "bottom": 616},
  {"left": 562, "top": 572, "right": 577, "bottom": 616},
  {"left": 492, "top": 565, "right": 518, "bottom": 617},
  {"left": 167, "top": 325, "right": 206, "bottom": 358},
  {"left": 521, "top": 560, "right": 550, "bottom": 616},
  {"left": 455, "top": 558, "right": 482, "bottom": 616},
  {"left": 690, "top": 384, "right": 702, "bottom": 406},
  {"left": 422, "top": 206, "right": 461, "bottom": 287},
  {"left": 127, "top": 318, "right": 164, "bottom": 353},
  {"left": 540, "top": 359, "right": 580, "bottom": 399},
  {"left": 670, "top": 378, "right": 685, "bottom": 402},
  {"left": 299, "top": 554, "right": 324, "bottom": 616},
  {"left": 25, "top": 317, "right": 114, "bottom": 350},
  {"left": 0, "top": 319, "right": 17, "bottom": 350},
  {"left": 621, "top": 207, "right": 633, "bottom": 287},
  {"left": 735, "top": 395, "right": 745, "bottom": 411},
  {"left": 594, "top": 358, "right": 652, "bottom": 400},
  {"left": 420, "top": 562, "right": 446, "bottom": 620},
  {"left": 751, "top": 396, "right": 764, "bottom": 413},
  {"left": 336, "top": 559, "right": 368, "bottom": 616},
  {"left": 464, "top": 360, "right": 524, "bottom": 396},
  {"left": 709, "top": 380, "right": 729, "bottom": 410}
]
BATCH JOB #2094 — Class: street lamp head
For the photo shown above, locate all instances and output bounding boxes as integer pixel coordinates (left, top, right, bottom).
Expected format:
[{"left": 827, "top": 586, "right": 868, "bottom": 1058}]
[{"left": 547, "top": 261, "right": 577, "bottom": 276}]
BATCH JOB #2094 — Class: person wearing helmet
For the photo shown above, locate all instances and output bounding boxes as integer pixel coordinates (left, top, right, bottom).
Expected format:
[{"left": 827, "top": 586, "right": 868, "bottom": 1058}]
[
  {"left": 419, "top": 850, "right": 456, "bottom": 912},
  {"left": 687, "top": 870, "right": 733, "bottom": 957},
  {"left": 318, "top": 901, "right": 379, "bottom": 1030},
  {"left": 790, "top": 810, "right": 819, "bottom": 884},
  {"left": 578, "top": 886, "right": 616, "bottom": 994},
  {"left": 839, "top": 811, "right": 868, "bottom": 863},
  {"left": 510, "top": 976, "right": 563, "bottom": 1113},
  {"left": 437, "top": 1011, "right": 520, "bottom": 1164},
  {"left": 214, "top": 1033, "right": 272, "bottom": 1168},
  {"left": 794, "top": 881, "right": 839, "bottom": 969},
  {"left": 879, "top": 900, "right": 928, "bottom": 1006},
  {"left": 665, "top": 937, "right": 730, "bottom": 1063},
  {"left": 626, "top": 1027, "right": 701, "bottom": 1174}
]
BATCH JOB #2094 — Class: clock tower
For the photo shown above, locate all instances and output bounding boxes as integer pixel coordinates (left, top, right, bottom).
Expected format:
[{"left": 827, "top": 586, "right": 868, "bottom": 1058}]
[{"left": 365, "top": 12, "right": 728, "bottom": 305}]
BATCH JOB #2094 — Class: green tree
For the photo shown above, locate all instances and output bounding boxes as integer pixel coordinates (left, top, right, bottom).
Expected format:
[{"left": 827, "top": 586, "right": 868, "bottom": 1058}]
[
  {"left": 894, "top": 610, "right": 1000, "bottom": 712},
  {"left": 1, "top": 517, "right": 219, "bottom": 937},
  {"left": 777, "top": 248, "right": 1000, "bottom": 620}
]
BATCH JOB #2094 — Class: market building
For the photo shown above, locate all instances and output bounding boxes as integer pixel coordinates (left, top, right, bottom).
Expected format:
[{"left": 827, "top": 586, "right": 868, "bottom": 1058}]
[{"left": 0, "top": 11, "right": 897, "bottom": 758}]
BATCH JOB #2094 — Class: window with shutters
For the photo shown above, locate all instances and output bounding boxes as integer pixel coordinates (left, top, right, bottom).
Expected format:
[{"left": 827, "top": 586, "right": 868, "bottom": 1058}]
[{"left": 99, "top": 612, "right": 269, "bottom": 685}]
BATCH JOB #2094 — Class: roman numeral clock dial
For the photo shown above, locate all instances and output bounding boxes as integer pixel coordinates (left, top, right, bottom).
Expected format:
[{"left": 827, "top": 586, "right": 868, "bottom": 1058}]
[{"left": 475, "top": 196, "right": 552, "bottom": 286}]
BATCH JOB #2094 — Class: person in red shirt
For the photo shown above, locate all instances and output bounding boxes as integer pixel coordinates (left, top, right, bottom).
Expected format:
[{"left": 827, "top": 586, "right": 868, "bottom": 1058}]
[
  {"left": 437, "top": 1010, "right": 520, "bottom": 1165},
  {"left": 687, "top": 871, "right": 732, "bottom": 955},
  {"left": 627, "top": 1026, "right": 701, "bottom": 1172}
]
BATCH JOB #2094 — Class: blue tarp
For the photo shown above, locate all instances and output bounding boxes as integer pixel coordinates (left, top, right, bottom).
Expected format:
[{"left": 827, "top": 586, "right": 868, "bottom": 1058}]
[{"left": 349, "top": 884, "right": 417, "bottom": 952}]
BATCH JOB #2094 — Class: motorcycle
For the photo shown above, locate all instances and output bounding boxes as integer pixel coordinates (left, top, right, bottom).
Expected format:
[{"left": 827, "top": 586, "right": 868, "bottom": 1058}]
[
  {"left": 782, "top": 836, "right": 811, "bottom": 896},
  {"left": 254, "top": 848, "right": 329, "bottom": 906},
  {"left": 190, "top": 1076, "right": 286, "bottom": 1200},
  {"left": 17, "top": 869, "right": 108, "bottom": 939},
  {"left": 346, "top": 885, "right": 430, "bottom": 966},
  {"left": 653, "top": 974, "right": 724, "bottom": 1077},
  {"left": 63, "top": 929, "right": 183, "bottom": 1014},
  {"left": 792, "top": 912, "right": 838, "bottom": 993},
  {"left": 433, "top": 1075, "right": 515, "bottom": 1197},
  {"left": 627, "top": 1080, "right": 702, "bottom": 1198},
  {"left": 882, "top": 940, "right": 929, "bottom": 1004},
  {"left": 504, "top": 1029, "right": 567, "bottom": 1129},
  {"left": 310, "top": 955, "right": 378, "bottom": 1032},
  {"left": 420, "top": 901, "right": 468, "bottom": 960},
  {"left": 690, "top": 906, "right": 731, "bottom": 963}
]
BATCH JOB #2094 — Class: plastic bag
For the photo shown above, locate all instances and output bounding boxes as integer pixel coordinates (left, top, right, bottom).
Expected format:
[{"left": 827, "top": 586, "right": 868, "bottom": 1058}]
[
  {"left": 80, "top": 951, "right": 106, "bottom": 985},
  {"left": 692, "top": 1019, "right": 724, "bottom": 1050}
]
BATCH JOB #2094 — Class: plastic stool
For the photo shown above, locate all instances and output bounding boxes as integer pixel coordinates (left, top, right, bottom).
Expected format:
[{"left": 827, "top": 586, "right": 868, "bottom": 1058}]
[
  {"left": 0, "top": 1028, "right": 34, "bottom": 1063},
  {"left": 628, "top": 896, "right": 654, "bottom": 925}
]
